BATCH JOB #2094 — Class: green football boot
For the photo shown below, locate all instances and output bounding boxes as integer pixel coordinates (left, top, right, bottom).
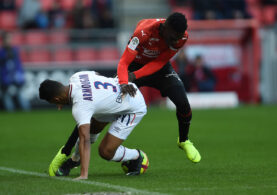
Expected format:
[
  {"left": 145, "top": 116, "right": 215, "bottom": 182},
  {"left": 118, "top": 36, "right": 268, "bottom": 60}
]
[
  {"left": 177, "top": 138, "right": 201, "bottom": 163},
  {"left": 48, "top": 146, "right": 69, "bottom": 176}
]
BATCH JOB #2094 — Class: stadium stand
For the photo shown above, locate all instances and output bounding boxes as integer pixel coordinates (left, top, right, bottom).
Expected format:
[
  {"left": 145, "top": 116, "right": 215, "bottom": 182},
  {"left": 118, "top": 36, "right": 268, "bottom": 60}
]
[
  {"left": 48, "top": 31, "right": 69, "bottom": 44},
  {"left": 28, "top": 49, "right": 51, "bottom": 63},
  {"left": 98, "top": 47, "right": 120, "bottom": 61},
  {"left": 74, "top": 48, "right": 99, "bottom": 61},
  {"left": 169, "top": 0, "right": 277, "bottom": 25},
  {"left": 263, "top": 6, "right": 276, "bottom": 24},
  {"left": 19, "top": 49, "right": 29, "bottom": 62},
  {"left": 11, "top": 33, "right": 24, "bottom": 46},
  {"left": 0, "top": 11, "right": 17, "bottom": 30},
  {"left": 40, "top": 0, "right": 55, "bottom": 11},
  {"left": 25, "top": 32, "right": 49, "bottom": 46},
  {"left": 15, "top": 0, "right": 23, "bottom": 8},
  {"left": 0, "top": 0, "right": 272, "bottom": 104},
  {"left": 52, "top": 48, "right": 74, "bottom": 62}
]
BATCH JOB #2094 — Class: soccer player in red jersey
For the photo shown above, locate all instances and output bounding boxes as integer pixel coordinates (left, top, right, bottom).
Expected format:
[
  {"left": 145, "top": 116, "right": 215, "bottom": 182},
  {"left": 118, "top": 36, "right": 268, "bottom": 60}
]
[
  {"left": 118, "top": 12, "right": 201, "bottom": 163},
  {"left": 48, "top": 12, "right": 201, "bottom": 177}
]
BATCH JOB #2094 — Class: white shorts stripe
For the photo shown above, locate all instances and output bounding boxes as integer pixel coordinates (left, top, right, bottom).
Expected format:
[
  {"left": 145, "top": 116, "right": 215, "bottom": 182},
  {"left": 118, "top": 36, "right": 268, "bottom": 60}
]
[{"left": 108, "top": 112, "right": 145, "bottom": 140}]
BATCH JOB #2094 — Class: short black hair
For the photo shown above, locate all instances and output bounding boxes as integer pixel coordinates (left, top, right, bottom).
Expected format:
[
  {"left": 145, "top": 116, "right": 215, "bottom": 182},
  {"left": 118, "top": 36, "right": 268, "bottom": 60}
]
[
  {"left": 39, "top": 79, "right": 63, "bottom": 101},
  {"left": 166, "top": 12, "right": 187, "bottom": 33}
]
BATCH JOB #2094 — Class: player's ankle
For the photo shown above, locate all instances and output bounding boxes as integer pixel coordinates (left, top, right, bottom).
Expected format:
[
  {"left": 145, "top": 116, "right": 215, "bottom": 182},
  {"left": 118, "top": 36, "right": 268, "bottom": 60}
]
[{"left": 72, "top": 155, "right": 80, "bottom": 162}]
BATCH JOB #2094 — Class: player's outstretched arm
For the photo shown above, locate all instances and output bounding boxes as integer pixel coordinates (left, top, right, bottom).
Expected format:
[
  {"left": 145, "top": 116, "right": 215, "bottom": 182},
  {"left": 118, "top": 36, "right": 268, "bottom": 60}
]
[{"left": 75, "top": 124, "right": 91, "bottom": 180}]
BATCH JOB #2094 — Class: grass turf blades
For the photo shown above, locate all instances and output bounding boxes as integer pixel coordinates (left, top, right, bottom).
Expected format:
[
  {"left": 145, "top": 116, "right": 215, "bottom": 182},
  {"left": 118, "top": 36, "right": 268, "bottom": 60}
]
[{"left": 0, "top": 105, "right": 277, "bottom": 194}]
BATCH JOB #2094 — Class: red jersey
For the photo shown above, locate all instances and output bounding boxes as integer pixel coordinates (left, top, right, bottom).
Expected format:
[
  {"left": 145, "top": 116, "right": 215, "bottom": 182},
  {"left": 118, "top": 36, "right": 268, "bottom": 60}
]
[{"left": 117, "top": 18, "right": 188, "bottom": 84}]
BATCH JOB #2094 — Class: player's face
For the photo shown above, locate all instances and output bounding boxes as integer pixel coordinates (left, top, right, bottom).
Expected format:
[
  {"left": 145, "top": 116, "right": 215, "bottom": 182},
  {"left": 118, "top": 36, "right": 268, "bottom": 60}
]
[
  {"left": 162, "top": 24, "right": 184, "bottom": 47},
  {"left": 49, "top": 97, "right": 66, "bottom": 110}
]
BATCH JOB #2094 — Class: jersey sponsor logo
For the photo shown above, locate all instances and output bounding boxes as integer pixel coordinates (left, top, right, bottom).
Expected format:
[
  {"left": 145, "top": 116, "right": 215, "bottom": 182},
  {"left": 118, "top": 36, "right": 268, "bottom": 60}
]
[
  {"left": 149, "top": 38, "right": 159, "bottom": 41},
  {"left": 148, "top": 38, "right": 159, "bottom": 46},
  {"left": 142, "top": 47, "right": 160, "bottom": 58},
  {"left": 128, "top": 37, "right": 139, "bottom": 51},
  {"left": 79, "top": 74, "right": 93, "bottom": 101},
  {"left": 112, "top": 126, "right": 121, "bottom": 133},
  {"left": 116, "top": 94, "right": 122, "bottom": 103}
]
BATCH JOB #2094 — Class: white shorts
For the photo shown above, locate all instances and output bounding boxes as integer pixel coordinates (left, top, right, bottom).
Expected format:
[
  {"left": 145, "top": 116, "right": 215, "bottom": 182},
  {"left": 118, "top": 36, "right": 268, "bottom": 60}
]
[{"left": 108, "top": 111, "right": 146, "bottom": 140}]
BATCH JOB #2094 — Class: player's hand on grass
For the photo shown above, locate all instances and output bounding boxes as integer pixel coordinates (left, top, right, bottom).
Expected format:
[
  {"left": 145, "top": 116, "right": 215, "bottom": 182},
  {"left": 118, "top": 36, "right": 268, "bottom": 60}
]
[
  {"left": 120, "top": 84, "right": 137, "bottom": 97},
  {"left": 74, "top": 176, "right": 88, "bottom": 180}
]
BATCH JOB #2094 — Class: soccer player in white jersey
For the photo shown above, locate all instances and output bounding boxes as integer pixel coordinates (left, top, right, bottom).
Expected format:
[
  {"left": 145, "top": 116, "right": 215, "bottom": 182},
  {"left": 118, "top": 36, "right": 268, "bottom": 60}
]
[{"left": 39, "top": 71, "right": 148, "bottom": 180}]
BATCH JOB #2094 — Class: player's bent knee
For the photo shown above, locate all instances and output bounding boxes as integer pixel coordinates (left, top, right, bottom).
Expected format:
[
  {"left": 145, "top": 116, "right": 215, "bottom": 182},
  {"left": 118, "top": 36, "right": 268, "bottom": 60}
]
[{"left": 98, "top": 145, "right": 116, "bottom": 160}]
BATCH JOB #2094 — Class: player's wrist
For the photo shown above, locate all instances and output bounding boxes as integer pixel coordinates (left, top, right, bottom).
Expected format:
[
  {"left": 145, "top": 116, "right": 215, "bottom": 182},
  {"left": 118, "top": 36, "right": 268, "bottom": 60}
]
[
  {"left": 120, "top": 83, "right": 127, "bottom": 86},
  {"left": 128, "top": 72, "right": 136, "bottom": 82},
  {"left": 119, "top": 82, "right": 128, "bottom": 86}
]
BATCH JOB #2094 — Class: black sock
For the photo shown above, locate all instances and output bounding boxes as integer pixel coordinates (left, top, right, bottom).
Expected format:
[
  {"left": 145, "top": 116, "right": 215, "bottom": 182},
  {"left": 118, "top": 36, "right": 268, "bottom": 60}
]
[
  {"left": 177, "top": 111, "right": 191, "bottom": 142},
  {"left": 166, "top": 85, "right": 192, "bottom": 143},
  {"left": 61, "top": 125, "right": 79, "bottom": 156}
]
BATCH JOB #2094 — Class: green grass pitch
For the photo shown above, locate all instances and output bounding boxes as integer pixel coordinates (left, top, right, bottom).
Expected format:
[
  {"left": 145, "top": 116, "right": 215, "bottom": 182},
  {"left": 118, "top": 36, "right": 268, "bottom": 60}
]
[{"left": 0, "top": 105, "right": 277, "bottom": 195}]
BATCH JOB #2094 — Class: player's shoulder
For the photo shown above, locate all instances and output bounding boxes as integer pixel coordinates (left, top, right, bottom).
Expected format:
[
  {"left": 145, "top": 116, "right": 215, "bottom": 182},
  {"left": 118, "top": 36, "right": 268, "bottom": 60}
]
[
  {"left": 71, "top": 71, "right": 96, "bottom": 78},
  {"left": 137, "top": 18, "right": 165, "bottom": 28},
  {"left": 135, "top": 18, "right": 165, "bottom": 37},
  {"left": 69, "top": 71, "right": 96, "bottom": 83}
]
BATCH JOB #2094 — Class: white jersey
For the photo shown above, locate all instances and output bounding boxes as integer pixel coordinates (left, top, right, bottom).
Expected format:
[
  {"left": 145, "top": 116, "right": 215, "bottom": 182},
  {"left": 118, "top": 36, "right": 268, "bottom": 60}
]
[{"left": 69, "top": 71, "right": 146, "bottom": 127}]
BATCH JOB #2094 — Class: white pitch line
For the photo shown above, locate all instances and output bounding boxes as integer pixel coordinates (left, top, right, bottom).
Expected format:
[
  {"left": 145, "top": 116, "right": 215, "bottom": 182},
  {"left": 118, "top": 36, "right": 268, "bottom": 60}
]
[
  {"left": 153, "top": 185, "right": 277, "bottom": 192},
  {"left": 0, "top": 166, "right": 168, "bottom": 195}
]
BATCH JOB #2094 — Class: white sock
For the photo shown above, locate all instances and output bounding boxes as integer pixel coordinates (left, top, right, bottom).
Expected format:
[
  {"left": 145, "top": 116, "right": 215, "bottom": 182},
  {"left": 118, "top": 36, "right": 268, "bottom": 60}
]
[
  {"left": 111, "top": 145, "right": 139, "bottom": 162},
  {"left": 90, "top": 133, "right": 100, "bottom": 144},
  {"left": 72, "top": 133, "right": 100, "bottom": 161}
]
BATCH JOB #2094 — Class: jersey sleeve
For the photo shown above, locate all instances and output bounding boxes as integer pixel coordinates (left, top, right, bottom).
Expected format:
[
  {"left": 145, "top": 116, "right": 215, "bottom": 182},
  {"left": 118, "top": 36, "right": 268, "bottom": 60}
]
[
  {"left": 72, "top": 102, "right": 94, "bottom": 127},
  {"left": 117, "top": 23, "right": 148, "bottom": 84},
  {"left": 117, "top": 45, "right": 137, "bottom": 84}
]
